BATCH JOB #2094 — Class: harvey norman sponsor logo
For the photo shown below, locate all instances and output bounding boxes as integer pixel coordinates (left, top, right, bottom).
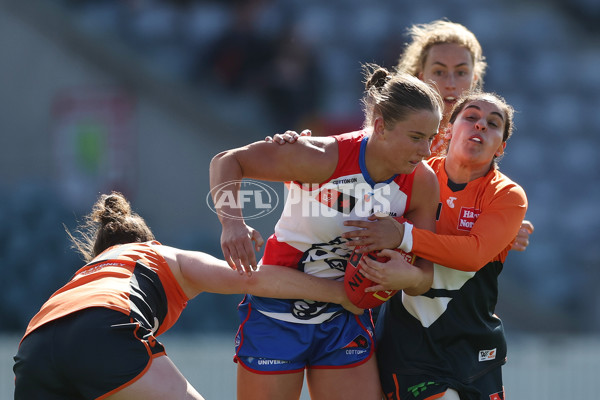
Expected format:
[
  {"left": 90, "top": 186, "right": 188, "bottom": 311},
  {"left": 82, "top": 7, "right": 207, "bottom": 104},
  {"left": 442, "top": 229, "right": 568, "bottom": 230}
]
[{"left": 457, "top": 207, "right": 481, "bottom": 231}]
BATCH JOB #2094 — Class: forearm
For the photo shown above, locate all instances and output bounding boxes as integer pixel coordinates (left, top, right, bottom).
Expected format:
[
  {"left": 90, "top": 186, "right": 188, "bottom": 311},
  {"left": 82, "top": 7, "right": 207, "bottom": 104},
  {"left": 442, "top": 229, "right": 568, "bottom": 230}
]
[
  {"left": 209, "top": 151, "right": 244, "bottom": 222},
  {"left": 246, "top": 264, "right": 347, "bottom": 304},
  {"left": 401, "top": 258, "right": 433, "bottom": 296}
]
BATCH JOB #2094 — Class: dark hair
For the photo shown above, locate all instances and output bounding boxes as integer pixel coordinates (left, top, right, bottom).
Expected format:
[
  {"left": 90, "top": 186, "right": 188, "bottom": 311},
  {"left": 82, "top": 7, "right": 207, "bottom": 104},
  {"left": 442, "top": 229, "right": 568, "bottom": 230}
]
[
  {"left": 67, "top": 192, "right": 155, "bottom": 262},
  {"left": 448, "top": 91, "right": 514, "bottom": 142},
  {"left": 361, "top": 63, "right": 443, "bottom": 130}
]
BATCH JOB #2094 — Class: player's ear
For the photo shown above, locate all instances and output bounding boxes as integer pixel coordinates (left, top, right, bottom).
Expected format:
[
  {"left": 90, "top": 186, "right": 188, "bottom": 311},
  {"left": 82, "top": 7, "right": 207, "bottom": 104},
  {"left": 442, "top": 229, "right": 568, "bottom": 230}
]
[
  {"left": 373, "top": 116, "right": 385, "bottom": 137},
  {"left": 446, "top": 123, "right": 454, "bottom": 140},
  {"left": 495, "top": 142, "right": 506, "bottom": 157}
]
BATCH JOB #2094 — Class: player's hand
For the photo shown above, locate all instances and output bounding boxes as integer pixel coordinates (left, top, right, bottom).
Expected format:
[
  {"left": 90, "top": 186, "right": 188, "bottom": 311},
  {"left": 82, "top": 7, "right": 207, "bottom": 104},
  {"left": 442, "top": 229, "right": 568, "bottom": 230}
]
[
  {"left": 360, "top": 249, "right": 416, "bottom": 292},
  {"left": 510, "top": 220, "right": 534, "bottom": 251},
  {"left": 342, "top": 214, "right": 403, "bottom": 253},
  {"left": 265, "top": 129, "right": 312, "bottom": 144},
  {"left": 220, "top": 221, "right": 264, "bottom": 276}
]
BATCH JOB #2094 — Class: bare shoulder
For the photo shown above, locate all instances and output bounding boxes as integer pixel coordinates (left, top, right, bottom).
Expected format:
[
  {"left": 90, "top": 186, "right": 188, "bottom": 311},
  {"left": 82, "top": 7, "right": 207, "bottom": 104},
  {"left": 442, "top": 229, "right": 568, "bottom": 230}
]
[
  {"left": 406, "top": 161, "right": 440, "bottom": 227},
  {"left": 414, "top": 161, "right": 438, "bottom": 187},
  {"left": 151, "top": 244, "right": 178, "bottom": 265}
]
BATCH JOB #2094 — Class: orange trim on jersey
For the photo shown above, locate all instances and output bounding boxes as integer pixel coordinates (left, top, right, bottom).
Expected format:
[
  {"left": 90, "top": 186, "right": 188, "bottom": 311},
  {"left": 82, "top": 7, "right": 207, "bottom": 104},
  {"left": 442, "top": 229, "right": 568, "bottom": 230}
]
[{"left": 392, "top": 373, "right": 400, "bottom": 399}]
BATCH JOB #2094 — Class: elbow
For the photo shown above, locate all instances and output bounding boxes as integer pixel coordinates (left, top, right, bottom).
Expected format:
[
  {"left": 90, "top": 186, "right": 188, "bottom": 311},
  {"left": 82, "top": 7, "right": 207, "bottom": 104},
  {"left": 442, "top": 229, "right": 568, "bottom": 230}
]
[{"left": 209, "top": 150, "right": 241, "bottom": 184}]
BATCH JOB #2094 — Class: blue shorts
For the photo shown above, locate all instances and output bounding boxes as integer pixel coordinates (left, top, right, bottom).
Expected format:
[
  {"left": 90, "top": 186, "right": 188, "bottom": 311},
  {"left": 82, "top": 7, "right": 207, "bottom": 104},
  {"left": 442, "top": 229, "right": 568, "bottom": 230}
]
[
  {"left": 14, "top": 307, "right": 165, "bottom": 400},
  {"left": 234, "top": 295, "right": 375, "bottom": 373}
]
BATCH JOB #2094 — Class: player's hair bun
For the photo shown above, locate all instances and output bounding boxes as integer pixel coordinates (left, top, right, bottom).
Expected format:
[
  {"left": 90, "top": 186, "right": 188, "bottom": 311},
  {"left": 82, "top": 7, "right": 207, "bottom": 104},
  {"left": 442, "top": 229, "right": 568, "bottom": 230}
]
[
  {"left": 365, "top": 67, "right": 390, "bottom": 90},
  {"left": 92, "top": 192, "right": 131, "bottom": 226}
]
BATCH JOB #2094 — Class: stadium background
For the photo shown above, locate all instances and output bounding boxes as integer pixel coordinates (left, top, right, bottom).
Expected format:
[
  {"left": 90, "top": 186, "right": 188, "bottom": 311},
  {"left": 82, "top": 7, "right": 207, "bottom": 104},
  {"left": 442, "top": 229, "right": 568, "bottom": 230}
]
[{"left": 1, "top": 0, "right": 599, "bottom": 398}]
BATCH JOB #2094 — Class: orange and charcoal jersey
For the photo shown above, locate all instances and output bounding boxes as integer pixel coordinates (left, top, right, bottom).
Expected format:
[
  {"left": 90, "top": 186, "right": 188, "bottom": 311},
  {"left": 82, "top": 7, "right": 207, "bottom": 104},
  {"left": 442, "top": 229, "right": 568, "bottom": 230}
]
[
  {"left": 376, "top": 156, "right": 528, "bottom": 385},
  {"left": 22, "top": 241, "right": 189, "bottom": 342}
]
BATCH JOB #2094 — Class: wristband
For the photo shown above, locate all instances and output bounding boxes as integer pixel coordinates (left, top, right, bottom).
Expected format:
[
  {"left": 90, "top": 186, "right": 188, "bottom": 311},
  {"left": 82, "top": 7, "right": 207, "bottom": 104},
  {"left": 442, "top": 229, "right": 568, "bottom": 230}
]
[{"left": 398, "top": 222, "right": 414, "bottom": 252}]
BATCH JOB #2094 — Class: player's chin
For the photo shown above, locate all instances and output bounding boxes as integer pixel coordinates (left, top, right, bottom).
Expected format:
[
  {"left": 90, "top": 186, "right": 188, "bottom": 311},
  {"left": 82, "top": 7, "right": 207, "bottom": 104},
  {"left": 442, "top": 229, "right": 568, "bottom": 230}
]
[{"left": 402, "top": 161, "right": 421, "bottom": 174}]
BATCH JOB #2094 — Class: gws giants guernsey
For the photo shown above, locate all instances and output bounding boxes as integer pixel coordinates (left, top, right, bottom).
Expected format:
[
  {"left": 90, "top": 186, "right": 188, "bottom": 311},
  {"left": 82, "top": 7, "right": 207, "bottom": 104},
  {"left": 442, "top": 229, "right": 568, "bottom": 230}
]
[
  {"left": 22, "top": 241, "right": 189, "bottom": 342},
  {"left": 253, "top": 131, "right": 416, "bottom": 323},
  {"left": 377, "top": 156, "right": 527, "bottom": 384}
]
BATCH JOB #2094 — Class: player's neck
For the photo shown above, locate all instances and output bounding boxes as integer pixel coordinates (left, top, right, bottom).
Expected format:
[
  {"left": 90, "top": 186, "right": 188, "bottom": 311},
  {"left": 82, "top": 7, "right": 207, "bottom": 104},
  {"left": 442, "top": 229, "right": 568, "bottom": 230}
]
[{"left": 443, "top": 155, "right": 491, "bottom": 184}]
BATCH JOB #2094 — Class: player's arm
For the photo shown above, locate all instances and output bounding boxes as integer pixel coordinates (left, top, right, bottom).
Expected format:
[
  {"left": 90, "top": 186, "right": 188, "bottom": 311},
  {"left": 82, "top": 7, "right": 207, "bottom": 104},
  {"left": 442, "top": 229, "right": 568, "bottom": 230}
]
[
  {"left": 159, "top": 246, "right": 362, "bottom": 314},
  {"left": 209, "top": 137, "right": 337, "bottom": 275},
  {"left": 411, "top": 185, "right": 527, "bottom": 271}
]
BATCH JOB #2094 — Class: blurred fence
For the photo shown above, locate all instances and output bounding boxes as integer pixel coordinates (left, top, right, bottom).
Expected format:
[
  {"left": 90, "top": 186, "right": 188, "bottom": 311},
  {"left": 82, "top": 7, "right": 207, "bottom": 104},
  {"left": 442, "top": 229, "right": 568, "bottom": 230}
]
[{"left": 2, "top": 333, "right": 598, "bottom": 399}]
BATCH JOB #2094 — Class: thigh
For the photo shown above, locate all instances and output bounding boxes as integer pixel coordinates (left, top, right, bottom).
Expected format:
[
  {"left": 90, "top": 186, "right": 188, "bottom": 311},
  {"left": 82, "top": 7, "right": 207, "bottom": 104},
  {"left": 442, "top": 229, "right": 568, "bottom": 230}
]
[
  {"left": 235, "top": 303, "right": 311, "bottom": 373},
  {"left": 237, "top": 363, "right": 304, "bottom": 400},
  {"left": 439, "top": 388, "right": 461, "bottom": 400},
  {"left": 306, "top": 356, "right": 381, "bottom": 400},
  {"left": 105, "top": 355, "right": 204, "bottom": 400}
]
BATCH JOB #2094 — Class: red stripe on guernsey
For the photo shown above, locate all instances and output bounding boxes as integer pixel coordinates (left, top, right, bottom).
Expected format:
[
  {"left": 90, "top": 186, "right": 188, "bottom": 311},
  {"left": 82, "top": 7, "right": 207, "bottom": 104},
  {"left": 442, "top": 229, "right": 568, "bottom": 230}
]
[
  {"left": 233, "top": 297, "right": 251, "bottom": 365},
  {"left": 394, "top": 170, "right": 415, "bottom": 213},
  {"left": 261, "top": 235, "right": 304, "bottom": 268},
  {"left": 329, "top": 131, "right": 365, "bottom": 181}
]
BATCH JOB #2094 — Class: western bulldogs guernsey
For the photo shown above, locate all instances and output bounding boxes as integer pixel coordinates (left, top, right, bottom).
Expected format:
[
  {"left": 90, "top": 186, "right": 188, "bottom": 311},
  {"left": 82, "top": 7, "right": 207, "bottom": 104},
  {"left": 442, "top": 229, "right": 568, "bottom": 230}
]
[
  {"left": 376, "top": 156, "right": 528, "bottom": 394},
  {"left": 252, "top": 130, "right": 416, "bottom": 324}
]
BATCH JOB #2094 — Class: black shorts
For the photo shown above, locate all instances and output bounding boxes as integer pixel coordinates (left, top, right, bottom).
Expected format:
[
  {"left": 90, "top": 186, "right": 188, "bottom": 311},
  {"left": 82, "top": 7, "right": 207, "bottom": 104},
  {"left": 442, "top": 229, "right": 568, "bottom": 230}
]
[
  {"left": 13, "top": 307, "right": 166, "bottom": 400},
  {"left": 379, "top": 368, "right": 505, "bottom": 400}
]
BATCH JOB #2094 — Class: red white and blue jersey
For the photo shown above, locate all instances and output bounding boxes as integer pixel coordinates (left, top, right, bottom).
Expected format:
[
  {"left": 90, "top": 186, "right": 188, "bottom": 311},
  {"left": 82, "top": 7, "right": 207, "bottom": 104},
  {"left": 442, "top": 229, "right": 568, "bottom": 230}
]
[{"left": 252, "top": 130, "right": 417, "bottom": 324}]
